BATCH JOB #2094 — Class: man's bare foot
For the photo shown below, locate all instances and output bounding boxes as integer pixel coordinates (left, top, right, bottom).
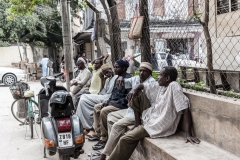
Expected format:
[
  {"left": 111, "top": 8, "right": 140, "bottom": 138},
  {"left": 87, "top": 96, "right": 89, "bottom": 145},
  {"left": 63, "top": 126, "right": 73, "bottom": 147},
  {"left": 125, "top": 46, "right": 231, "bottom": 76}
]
[
  {"left": 100, "top": 154, "right": 106, "bottom": 160},
  {"left": 87, "top": 130, "right": 95, "bottom": 137}
]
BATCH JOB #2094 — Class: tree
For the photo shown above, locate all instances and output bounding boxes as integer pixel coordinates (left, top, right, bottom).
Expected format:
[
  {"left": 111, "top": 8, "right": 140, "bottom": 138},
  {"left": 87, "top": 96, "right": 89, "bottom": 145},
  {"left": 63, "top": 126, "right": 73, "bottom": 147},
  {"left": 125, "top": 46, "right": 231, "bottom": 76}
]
[
  {"left": 191, "top": 0, "right": 216, "bottom": 94},
  {"left": 0, "top": 0, "right": 63, "bottom": 50}
]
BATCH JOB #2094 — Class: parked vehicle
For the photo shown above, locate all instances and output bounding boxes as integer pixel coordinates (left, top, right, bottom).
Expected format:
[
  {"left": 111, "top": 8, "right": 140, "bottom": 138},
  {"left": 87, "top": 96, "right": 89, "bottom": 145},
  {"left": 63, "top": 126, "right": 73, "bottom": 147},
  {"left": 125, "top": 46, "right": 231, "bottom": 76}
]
[
  {"left": 156, "top": 52, "right": 168, "bottom": 69},
  {"left": 39, "top": 73, "right": 84, "bottom": 160},
  {"left": 0, "top": 67, "right": 27, "bottom": 85}
]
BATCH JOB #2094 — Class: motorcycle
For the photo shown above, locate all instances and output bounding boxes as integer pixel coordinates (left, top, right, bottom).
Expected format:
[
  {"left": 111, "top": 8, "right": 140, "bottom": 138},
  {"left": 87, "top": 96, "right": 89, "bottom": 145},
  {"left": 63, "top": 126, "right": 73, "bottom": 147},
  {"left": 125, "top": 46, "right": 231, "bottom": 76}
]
[{"left": 38, "top": 73, "right": 84, "bottom": 160}]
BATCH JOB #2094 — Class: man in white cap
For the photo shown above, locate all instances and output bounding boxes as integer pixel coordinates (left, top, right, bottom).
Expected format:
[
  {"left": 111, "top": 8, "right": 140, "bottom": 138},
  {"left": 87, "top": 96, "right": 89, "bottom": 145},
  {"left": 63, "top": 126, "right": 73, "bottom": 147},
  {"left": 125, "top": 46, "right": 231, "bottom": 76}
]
[
  {"left": 70, "top": 57, "right": 92, "bottom": 105},
  {"left": 94, "top": 62, "right": 156, "bottom": 159}
]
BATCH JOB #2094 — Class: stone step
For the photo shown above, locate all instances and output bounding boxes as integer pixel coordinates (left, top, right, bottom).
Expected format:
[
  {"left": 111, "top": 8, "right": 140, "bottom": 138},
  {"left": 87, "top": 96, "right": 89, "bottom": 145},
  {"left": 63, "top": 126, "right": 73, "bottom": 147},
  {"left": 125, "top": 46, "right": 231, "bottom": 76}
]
[{"left": 131, "top": 132, "right": 240, "bottom": 160}]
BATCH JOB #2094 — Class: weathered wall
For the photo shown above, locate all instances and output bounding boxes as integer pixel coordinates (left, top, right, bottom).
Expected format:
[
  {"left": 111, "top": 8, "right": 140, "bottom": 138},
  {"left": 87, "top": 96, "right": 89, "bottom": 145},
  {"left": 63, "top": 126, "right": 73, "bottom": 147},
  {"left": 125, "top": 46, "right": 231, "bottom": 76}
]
[
  {"left": 0, "top": 45, "right": 62, "bottom": 67},
  {"left": 182, "top": 91, "right": 240, "bottom": 157}
]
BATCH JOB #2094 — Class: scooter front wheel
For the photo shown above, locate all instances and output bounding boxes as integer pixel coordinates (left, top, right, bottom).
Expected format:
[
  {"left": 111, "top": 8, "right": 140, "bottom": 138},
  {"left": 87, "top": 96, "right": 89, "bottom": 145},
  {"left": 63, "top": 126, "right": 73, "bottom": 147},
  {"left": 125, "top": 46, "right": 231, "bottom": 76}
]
[{"left": 59, "top": 155, "right": 70, "bottom": 160}]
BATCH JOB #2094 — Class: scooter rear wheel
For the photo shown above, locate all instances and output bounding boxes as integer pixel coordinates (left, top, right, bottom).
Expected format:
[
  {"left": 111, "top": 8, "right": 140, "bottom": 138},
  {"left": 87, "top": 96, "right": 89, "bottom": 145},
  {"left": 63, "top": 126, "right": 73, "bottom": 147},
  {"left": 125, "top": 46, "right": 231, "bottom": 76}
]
[{"left": 59, "top": 155, "right": 70, "bottom": 160}]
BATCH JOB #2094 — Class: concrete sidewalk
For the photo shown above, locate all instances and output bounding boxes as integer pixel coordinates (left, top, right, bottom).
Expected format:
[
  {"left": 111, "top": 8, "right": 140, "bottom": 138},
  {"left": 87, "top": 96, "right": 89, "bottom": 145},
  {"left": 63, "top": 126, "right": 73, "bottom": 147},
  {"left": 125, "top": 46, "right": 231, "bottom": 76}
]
[{"left": 0, "top": 81, "right": 99, "bottom": 160}]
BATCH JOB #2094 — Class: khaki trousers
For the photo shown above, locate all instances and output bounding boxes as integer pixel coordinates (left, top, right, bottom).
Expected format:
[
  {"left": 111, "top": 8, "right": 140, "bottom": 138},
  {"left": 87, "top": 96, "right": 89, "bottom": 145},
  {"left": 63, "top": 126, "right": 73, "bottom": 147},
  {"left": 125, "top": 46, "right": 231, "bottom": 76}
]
[
  {"left": 108, "top": 91, "right": 151, "bottom": 160},
  {"left": 102, "top": 110, "right": 134, "bottom": 156},
  {"left": 93, "top": 103, "right": 120, "bottom": 141}
]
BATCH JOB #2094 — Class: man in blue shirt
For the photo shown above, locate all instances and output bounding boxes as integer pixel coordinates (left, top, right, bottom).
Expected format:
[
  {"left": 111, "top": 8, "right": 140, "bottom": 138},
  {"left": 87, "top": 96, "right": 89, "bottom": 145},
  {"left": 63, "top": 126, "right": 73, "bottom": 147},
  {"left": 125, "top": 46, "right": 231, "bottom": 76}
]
[{"left": 89, "top": 59, "right": 131, "bottom": 150}]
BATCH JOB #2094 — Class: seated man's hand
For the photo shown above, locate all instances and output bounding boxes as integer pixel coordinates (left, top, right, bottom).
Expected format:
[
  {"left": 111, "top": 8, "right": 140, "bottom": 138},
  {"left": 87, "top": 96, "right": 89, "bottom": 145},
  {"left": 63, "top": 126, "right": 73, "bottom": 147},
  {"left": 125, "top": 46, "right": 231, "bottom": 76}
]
[
  {"left": 185, "top": 133, "right": 201, "bottom": 144},
  {"left": 127, "top": 89, "right": 138, "bottom": 102},
  {"left": 129, "top": 122, "right": 141, "bottom": 131},
  {"left": 99, "top": 72, "right": 104, "bottom": 79},
  {"left": 101, "top": 102, "right": 108, "bottom": 109},
  {"left": 116, "top": 76, "right": 124, "bottom": 88},
  {"left": 108, "top": 100, "right": 118, "bottom": 105}
]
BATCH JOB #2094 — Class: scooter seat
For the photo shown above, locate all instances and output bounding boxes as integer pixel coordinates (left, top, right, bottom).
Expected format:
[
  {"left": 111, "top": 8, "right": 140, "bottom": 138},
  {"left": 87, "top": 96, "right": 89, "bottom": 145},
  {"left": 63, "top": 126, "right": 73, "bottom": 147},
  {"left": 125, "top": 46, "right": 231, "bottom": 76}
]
[{"left": 24, "top": 90, "right": 34, "bottom": 98}]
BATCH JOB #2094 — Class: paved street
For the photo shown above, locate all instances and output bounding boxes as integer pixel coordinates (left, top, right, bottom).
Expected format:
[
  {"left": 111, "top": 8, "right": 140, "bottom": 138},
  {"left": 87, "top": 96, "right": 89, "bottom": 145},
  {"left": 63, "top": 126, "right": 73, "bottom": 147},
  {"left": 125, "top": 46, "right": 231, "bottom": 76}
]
[{"left": 0, "top": 81, "right": 100, "bottom": 160}]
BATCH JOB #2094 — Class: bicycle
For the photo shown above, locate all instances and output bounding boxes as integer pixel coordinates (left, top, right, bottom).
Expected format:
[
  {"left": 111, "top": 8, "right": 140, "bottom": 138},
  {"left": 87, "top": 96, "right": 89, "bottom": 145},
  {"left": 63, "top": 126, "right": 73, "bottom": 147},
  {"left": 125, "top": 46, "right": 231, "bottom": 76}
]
[{"left": 9, "top": 81, "right": 39, "bottom": 139}]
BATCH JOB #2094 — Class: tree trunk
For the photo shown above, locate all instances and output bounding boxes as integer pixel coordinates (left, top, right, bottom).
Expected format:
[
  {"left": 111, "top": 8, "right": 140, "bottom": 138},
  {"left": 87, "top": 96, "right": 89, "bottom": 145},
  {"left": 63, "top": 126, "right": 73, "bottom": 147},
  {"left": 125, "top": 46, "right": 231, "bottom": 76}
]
[
  {"left": 21, "top": 43, "right": 28, "bottom": 62},
  {"left": 107, "top": 0, "right": 123, "bottom": 62},
  {"left": 139, "top": 0, "right": 151, "bottom": 63},
  {"left": 99, "top": 0, "right": 115, "bottom": 64},
  {"left": 202, "top": 0, "right": 216, "bottom": 94}
]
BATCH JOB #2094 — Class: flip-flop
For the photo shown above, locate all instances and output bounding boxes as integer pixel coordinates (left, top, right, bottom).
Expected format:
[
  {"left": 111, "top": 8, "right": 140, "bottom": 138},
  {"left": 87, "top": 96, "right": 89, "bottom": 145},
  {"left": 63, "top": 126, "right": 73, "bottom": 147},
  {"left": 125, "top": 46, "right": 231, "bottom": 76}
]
[
  {"left": 88, "top": 151, "right": 101, "bottom": 157},
  {"left": 88, "top": 135, "right": 100, "bottom": 141},
  {"left": 91, "top": 156, "right": 101, "bottom": 160}
]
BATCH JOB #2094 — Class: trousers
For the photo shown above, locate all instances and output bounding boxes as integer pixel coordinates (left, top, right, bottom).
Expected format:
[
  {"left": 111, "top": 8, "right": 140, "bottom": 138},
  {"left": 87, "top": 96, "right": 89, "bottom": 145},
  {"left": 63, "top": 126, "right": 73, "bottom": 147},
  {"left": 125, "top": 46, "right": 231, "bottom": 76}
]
[
  {"left": 102, "top": 109, "right": 134, "bottom": 156},
  {"left": 108, "top": 91, "right": 151, "bottom": 160},
  {"left": 93, "top": 103, "right": 120, "bottom": 141}
]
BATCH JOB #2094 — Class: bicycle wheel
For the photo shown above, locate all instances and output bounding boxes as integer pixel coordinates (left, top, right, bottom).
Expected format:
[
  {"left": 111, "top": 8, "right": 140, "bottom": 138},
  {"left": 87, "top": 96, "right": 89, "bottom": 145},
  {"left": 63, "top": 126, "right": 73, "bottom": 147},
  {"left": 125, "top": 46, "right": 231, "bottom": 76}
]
[{"left": 11, "top": 99, "right": 27, "bottom": 124}]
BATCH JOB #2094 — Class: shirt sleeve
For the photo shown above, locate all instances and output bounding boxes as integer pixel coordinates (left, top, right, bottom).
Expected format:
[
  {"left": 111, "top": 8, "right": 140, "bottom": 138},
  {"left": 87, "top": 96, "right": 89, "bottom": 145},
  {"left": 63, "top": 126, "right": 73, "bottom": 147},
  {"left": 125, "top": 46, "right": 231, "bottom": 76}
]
[
  {"left": 124, "top": 78, "right": 132, "bottom": 89},
  {"left": 99, "top": 78, "right": 109, "bottom": 95},
  {"left": 76, "top": 70, "right": 91, "bottom": 86},
  {"left": 171, "top": 83, "right": 189, "bottom": 113},
  {"left": 143, "top": 82, "right": 159, "bottom": 103}
]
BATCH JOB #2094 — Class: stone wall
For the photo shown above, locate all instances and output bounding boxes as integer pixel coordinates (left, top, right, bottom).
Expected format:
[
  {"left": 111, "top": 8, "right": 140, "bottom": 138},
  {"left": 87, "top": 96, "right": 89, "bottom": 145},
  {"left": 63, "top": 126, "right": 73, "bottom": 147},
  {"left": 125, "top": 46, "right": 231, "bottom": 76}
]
[{"left": 181, "top": 91, "right": 240, "bottom": 156}]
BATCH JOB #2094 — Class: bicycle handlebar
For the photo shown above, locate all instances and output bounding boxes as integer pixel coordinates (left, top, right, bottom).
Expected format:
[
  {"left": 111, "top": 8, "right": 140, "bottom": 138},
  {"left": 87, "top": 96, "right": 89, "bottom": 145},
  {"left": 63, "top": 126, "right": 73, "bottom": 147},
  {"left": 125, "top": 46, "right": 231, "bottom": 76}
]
[{"left": 53, "top": 72, "right": 64, "bottom": 78}]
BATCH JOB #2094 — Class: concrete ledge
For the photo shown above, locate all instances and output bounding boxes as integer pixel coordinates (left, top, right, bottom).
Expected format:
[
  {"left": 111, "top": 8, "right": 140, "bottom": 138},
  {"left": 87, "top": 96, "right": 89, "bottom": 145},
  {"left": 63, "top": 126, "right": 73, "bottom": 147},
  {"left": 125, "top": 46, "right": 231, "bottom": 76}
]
[
  {"left": 130, "top": 90, "right": 240, "bottom": 159},
  {"left": 183, "top": 90, "right": 240, "bottom": 156},
  {"left": 131, "top": 132, "right": 240, "bottom": 160}
]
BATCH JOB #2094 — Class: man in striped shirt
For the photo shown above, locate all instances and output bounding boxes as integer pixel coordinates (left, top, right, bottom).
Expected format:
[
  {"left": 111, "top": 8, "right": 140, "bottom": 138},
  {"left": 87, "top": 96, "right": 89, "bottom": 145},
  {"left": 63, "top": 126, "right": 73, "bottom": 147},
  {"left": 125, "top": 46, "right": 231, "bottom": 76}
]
[{"left": 107, "top": 66, "right": 200, "bottom": 160}]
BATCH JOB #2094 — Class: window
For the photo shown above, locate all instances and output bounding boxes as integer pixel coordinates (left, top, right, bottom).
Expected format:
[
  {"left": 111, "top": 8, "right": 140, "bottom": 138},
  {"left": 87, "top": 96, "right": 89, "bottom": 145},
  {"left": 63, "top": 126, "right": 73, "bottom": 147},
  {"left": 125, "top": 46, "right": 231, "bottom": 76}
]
[{"left": 217, "top": 0, "right": 240, "bottom": 14}]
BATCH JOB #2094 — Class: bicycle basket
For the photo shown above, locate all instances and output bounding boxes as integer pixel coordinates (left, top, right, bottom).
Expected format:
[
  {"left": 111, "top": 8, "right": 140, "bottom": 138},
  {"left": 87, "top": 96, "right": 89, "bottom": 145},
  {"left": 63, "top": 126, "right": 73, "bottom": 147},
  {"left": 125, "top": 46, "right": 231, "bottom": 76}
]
[{"left": 9, "top": 82, "right": 29, "bottom": 99}]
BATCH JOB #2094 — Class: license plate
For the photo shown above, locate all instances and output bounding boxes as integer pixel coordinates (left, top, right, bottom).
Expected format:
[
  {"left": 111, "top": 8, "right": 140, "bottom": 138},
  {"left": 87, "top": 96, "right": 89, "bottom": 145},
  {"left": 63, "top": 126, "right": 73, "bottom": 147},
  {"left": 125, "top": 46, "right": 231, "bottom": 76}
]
[{"left": 58, "top": 132, "right": 73, "bottom": 147}]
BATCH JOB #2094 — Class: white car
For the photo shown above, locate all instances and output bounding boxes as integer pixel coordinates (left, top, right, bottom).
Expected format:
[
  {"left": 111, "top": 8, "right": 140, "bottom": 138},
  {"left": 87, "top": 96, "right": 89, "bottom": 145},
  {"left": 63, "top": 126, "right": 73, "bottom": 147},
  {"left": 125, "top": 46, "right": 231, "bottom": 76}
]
[{"left": 0, "top": 67, "right": 27, "bottom": 85}]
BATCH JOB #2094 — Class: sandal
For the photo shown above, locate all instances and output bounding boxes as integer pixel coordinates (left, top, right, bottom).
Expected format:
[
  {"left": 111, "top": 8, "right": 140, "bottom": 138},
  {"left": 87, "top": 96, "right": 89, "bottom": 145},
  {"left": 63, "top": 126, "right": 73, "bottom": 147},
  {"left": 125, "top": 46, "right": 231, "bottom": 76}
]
[
  {"left": 92, "top": 140, "right": 106, "bottom": 150},
  {"left": 88, "top": 135, "right": 100, "bottom": 141}
]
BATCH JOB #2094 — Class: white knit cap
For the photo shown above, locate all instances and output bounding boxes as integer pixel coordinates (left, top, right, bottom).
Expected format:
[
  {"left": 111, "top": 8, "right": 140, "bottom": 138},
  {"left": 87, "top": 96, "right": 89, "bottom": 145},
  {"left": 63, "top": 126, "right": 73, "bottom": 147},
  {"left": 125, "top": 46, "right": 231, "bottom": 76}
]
[
  {"left": 140, "top": 62, "right": 153, "bottom": 71},
  {"left": 77, "top": 57, "right": 88, "bottom": 68}
]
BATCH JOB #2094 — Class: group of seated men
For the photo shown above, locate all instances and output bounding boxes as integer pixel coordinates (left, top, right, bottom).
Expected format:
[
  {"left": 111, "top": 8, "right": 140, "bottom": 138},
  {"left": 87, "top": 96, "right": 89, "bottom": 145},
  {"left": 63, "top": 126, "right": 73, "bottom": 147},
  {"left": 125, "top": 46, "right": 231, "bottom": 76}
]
[{"left": 70, "top": 55, "right": 200, "bottom": 160}]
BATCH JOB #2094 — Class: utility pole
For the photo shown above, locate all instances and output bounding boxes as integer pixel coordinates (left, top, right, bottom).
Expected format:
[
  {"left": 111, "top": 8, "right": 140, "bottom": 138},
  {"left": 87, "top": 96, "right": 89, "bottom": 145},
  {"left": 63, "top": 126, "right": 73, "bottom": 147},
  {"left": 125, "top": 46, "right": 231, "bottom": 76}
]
[
  {"left": 140, "top": 0, "right": 151, "bottom": 63},
  {"left": 60, "top": 0, "right": 74, "bottom": 91}
]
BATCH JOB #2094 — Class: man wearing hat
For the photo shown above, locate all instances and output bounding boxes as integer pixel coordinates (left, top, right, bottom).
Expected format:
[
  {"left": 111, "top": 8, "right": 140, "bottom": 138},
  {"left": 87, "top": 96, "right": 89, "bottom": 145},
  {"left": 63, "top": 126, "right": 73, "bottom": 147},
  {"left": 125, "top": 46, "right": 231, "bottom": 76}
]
[
  {"left": 76, "top": 63, "right": 117, "bottom": 136},
  {"left": 95, "top": 62, "right": 155, "bottom": 160},
  {"left": 90, "top": 59, "right": 132, "bottom": 149}
]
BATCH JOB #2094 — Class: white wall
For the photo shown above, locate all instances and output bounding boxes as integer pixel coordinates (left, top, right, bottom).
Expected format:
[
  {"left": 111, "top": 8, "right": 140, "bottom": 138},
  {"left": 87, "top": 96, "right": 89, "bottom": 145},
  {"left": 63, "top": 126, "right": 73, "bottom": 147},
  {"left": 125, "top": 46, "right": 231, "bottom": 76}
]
[
  {"left": 0, "top": 45, "right": 58, "bottom": 67},
  {"left": 0, "top": 45, "right": 34, "bottom": 67}
]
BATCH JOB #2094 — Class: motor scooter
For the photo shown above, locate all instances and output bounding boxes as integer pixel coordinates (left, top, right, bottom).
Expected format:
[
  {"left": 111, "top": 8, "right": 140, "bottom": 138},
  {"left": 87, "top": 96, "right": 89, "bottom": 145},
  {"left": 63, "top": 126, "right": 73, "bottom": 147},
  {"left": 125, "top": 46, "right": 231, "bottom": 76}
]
[{"left": 38, "top": 73, "right": 84, "bottom": 160}]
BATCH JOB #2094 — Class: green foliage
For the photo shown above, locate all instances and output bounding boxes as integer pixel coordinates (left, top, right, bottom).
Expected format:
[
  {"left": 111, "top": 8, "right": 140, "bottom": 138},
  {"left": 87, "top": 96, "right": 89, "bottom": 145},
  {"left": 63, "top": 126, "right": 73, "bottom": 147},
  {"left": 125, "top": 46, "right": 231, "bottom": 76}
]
[
  {"left": 0, "top": 0, "right": 62, "bottom": 48},
  {"left": 0, "top": 41, "right": 10, "bottom": 47},
  {"left": 152, "top": 71, "right": 158, "bottom": 80},
  {"left": 191, "top": 81, "right": 205, "bottom": 91},
  {"left": 189, "top": 10, "right": 203, "bottom": 22},
  {"left": 7, "top": 0, "right": 46, "bottom": 15},
  {"left": 32, "top": 41, "right": 45, "bottom": 46},
  {"left": 177, "top": 78, "right": 186, "bottom": 84},
  {"left": 78, "top": 1, "right": 87, "bottom": 10},
  {"left": 222, "top": 89, "right": 240, "bottom": 98}
]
